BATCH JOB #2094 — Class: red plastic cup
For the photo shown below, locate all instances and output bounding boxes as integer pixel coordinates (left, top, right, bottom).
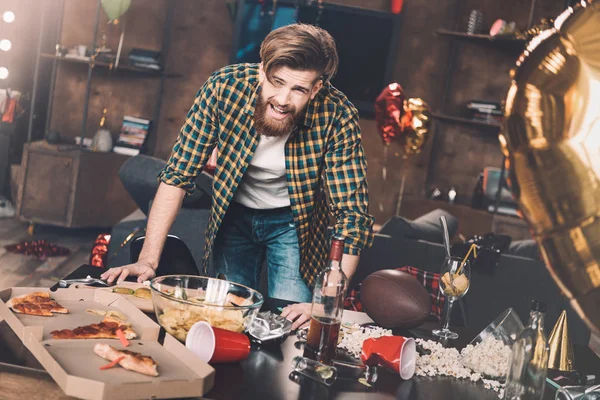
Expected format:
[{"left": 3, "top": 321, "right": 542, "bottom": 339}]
[
  {"left": 186, "top": 321, "right": 251, "bottom": 363},
  {"left": 361, "top": 336, "right": 416, "bottom": 380}
]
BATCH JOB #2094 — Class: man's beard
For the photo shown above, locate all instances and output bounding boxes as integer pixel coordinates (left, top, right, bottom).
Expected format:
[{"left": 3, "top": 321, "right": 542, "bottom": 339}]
[{"left": 253, "top": 91, "right": 306, "bottom": 137}]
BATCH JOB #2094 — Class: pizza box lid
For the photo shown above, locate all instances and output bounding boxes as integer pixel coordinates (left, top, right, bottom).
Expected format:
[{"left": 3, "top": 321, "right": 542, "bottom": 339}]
[
  {"left": 0, "top": 287, "right": 215, "bottom": 399},
  {"left": 0, "top": 287, "right": 160, "bottom": 343},
  {"left": 25, "top": 334, "right": 214, "bottom": 399}
]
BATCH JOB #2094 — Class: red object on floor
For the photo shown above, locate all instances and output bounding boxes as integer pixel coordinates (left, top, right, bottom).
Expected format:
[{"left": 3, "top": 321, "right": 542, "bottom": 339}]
[
  {"left": 4, "top": 240, "right": 70, "bottom": 259},
  {"left": 90, "top": 234, "right": 111, "bottom": 268}
]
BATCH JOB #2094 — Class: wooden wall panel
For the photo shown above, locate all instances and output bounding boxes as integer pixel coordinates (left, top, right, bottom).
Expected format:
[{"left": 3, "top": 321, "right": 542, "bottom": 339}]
[{"left": 153, "top": 1, "right": 234, "bottom": 159}]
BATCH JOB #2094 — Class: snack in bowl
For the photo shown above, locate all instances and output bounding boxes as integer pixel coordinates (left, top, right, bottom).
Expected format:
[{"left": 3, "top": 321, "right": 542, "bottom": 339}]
[{"left": 150, "top": 275, "right": 263, "bottom": 342}]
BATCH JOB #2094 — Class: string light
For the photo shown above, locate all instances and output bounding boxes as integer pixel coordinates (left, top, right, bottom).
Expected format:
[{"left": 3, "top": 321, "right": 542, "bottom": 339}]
[
  {"left": 1, "top": 11, "right": 15, "bottom": 80},
  {"left": 0, "top": 39, "right": 11, "bottom": 52},
  {"left": 2, "top": 11, "right": 15, "bottom": 23}
]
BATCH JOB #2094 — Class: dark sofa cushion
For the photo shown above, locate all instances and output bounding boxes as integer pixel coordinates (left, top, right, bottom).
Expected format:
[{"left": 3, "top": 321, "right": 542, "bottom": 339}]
[
  {"left": 379, "top": 209, "right": 458, "bottom": 244},
  {"left": 507, "top": 239, "right": 541, "bottom": 261}
]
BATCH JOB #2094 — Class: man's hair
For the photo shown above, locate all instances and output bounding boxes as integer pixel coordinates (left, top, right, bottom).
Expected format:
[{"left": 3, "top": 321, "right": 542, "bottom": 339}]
[{"left": 259, "top": 23, "right": 338, "bottom": 83}]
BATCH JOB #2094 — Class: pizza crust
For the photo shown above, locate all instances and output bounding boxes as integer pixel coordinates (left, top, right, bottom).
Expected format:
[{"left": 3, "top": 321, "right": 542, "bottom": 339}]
[{"left": 7, "top": 292, "right": 69, "bottom": 316}]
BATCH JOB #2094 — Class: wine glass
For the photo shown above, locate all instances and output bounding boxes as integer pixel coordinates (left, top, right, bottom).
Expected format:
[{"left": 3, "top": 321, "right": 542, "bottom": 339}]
[{"left": 433, "top": 256, "right": 471, "bottom": 340}]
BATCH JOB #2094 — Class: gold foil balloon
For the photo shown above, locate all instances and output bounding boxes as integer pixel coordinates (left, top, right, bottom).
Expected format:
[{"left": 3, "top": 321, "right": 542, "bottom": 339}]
[
  {"left": 501, "top": 1, "right": 600, "bottom": 335},
  {"left": 401, "top": 98, "right": 432, "bottom": 156}
]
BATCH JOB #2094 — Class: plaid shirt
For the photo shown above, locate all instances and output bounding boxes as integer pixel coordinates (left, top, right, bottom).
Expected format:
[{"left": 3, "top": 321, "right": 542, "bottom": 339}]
[{"left": 159, "top": 64, "right": 374, "bottom": 289}]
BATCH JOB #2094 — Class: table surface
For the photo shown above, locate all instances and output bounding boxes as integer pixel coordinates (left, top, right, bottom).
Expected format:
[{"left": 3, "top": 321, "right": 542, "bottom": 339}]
[{"left": 0, "top": 265, "right": 596, "bottom": 400}]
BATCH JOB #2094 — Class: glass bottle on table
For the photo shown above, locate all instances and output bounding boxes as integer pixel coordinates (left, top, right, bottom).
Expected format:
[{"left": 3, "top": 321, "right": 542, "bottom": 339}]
[
  {"left": 303, "top": 235, "right": 348, "bottom": 365},
  {"left": 504, "top": 301, "right": 549, "bottom": 400}
]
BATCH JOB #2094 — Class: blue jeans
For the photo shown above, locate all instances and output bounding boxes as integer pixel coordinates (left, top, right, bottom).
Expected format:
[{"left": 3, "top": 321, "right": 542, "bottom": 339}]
[{"left": 212, "top": 202, "right": 313, "bottom": 303}]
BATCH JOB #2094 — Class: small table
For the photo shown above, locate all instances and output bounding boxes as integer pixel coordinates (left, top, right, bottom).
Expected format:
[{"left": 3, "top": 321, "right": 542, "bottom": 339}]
[{"left": 2, "top": 265, "right": 597, "bottom": 400}]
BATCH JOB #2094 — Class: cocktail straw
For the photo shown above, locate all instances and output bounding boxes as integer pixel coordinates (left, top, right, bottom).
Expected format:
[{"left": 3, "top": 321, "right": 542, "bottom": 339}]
[{"left": 457, "top": 243, "right": 477, "bottom": 275}]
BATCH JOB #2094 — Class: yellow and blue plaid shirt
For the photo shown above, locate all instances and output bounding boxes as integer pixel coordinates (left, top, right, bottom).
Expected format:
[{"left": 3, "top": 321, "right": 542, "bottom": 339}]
[{"left": 159, "top": 63, "right": 374, "bottom": 289}]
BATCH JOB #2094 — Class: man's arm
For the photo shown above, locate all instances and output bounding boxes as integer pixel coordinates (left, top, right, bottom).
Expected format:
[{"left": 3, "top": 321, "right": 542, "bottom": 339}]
[
  {"left": 324, "top": 107, "right": 375, "bottom": 261},
  {"left": 137, "top": 182, "right": 186, "bottom": 268},
  {"left": 341, "top": 253, "right": 360, "bottom": 284},
  {"left": 102, "top": 182, "right": 186, "bottom": 284}
]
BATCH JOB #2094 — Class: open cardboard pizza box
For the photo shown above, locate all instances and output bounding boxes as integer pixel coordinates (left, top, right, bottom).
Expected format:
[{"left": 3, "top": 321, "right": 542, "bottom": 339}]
[
  {"left": 66, "top": 281, "right": 154, "bottom": 313},
  {"left": 0, "top": 288, "right": 215, "bottom": 399}
]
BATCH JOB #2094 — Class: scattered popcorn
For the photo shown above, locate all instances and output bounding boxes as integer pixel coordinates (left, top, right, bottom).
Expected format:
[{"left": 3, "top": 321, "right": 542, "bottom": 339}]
[
  {"left": 461, "top": 338, "right": 512, "bottom": 379},
  {"left": 337, "top": 323, "right": 392, "bottom": 359},
  {"left": 415, "top": 338, "right": 506, "bottom": 398}
]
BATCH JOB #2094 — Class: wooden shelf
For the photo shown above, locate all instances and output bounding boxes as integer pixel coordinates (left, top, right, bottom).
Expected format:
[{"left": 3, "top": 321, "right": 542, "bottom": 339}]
[
  {"left": 39, "top": 53, "right": 176, "bottom": 77},
  {"left": 432, "top": 112, "right": 502, "bottom": 131},
  {"left": 437, "top": 28, "right": 526, "bottom": 51}
]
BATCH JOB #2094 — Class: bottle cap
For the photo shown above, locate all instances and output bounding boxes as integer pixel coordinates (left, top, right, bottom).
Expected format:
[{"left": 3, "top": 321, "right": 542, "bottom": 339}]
[{"left": 530, "top": 300, "right": 547, "bottom": 313}]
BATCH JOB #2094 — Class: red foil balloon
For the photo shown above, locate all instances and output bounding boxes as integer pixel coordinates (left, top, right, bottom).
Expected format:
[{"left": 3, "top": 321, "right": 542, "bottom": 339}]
[
  {"left": 90, "top": 234, "right": 111, "bottom": 268},
  {"left": 375, "top": 83, "right": 406, "bottom": 145}
]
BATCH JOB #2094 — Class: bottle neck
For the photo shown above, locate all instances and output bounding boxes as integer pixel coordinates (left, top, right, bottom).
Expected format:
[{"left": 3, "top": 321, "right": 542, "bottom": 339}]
[
  {"left": 528, "top": 311, "right": 545, "bottom": 331},
  {"left": 329, "top": 239, "right": 344, "bottom": 263}
]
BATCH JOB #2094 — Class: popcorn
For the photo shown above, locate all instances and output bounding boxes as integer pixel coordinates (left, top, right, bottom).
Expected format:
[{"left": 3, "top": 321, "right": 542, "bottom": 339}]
[
  {"left": 337, "top": 323, "right": 392, "bottom": 359},
  {"left": 415, "top": 338, "right": 506, "bottom": 398},
  {"left": 461, "top": 338, "right": 512, "bottom": 379}
]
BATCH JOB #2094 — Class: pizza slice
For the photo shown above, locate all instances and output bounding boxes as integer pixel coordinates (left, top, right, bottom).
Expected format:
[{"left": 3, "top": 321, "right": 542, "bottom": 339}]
[
  {"left": 50, "top": 315, "right": 137, "bottom": 340},
  {"left": 7, "top": 291, "right": 69, "bottom": 316},
  {"left": 94, "top": 343, "right": 159, "bottom": 376}
]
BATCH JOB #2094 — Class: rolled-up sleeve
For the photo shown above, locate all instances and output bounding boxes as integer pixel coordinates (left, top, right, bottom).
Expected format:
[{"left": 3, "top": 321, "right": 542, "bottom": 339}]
[
  {"left": 324, "top": 109, "right": 375, "bottom": 255},
  {"left": 158, "top": 74, "right": 220, "bottom": 195}
]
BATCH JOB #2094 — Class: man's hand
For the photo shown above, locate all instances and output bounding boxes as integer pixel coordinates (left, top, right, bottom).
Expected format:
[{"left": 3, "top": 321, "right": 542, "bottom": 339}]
[
  {"left": 280, "top": 303, "right": 312, "bottom": 330},
  {"left": 100, "top": 260, "right": 157, "bottom": 284}
]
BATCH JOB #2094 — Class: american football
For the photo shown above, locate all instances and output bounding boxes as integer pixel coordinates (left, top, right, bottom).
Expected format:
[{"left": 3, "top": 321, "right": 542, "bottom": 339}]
[{"left": 360, "top": 269, "right": 432, "bottom": 329}]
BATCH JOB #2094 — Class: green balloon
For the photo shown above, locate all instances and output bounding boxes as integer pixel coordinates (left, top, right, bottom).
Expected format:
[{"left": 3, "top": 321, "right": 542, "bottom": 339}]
[{"left": 101, "top": 0, "right": 131, "bottom": 22}]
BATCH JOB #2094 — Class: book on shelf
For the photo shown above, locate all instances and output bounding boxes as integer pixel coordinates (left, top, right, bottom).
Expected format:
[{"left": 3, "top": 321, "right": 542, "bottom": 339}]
[
  {"left": 466, "top": 100, "right": 502, "bottom": 111},
  {"left": 113, "top": 115, "right": 151, "bottom": 156}
]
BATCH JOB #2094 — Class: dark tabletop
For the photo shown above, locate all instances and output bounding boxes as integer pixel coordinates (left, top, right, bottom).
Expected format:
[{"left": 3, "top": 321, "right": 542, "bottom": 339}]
[{"left": 6, "top": 264, "right": 590, "bottom": 399}]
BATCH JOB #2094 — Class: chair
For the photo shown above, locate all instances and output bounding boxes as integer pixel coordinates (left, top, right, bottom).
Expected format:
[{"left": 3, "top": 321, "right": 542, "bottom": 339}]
[{"left": 130, "top": 235, "right": 199, "bottom": 276}]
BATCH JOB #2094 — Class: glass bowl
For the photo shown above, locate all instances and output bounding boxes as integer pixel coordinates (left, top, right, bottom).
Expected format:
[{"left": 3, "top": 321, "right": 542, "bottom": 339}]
[
  {"left": 460, "top": 308, "right": 524, "bottom": 379},
  {"left": 150, "top": 275, "right": 264, "bottom": 342}
]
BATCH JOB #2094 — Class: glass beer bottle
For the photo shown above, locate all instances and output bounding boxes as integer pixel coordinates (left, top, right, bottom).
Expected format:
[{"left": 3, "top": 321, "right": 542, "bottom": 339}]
[
  {"left": 303, "top": 235, "right": 348, "bottom": 365},
  {"left": 504, "top": 301, "right": 549, "bottom": 400}
]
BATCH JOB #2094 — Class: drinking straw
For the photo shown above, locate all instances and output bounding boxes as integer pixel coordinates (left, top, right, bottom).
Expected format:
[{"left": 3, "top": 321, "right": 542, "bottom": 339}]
[{"left": 456, "top": 243, "right": 477, "bottom": 275}]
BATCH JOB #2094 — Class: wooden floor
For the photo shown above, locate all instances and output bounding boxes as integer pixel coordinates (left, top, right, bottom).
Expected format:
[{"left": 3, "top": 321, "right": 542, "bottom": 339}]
[{"left": 0, "top": 217, "right": 105, "bottom": 289}]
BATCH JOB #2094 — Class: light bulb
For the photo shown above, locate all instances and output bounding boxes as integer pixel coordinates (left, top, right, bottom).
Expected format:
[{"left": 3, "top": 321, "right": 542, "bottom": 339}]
[
  {"left": 0, "top": 67, "right": 8, "bottom": 79},
  {"left": 0, "top": 39, "right": 11, "bottom": 52},
  {"left": 2, "top": 11, "right": 15, "bottom": 23}
]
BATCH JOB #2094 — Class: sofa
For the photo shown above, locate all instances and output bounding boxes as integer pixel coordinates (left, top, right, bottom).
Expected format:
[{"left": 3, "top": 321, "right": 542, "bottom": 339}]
[
  {"left": 108, "top": 155, "right": 590, "bottom": 346},
  {"left": 353, "top": 231, "right": 591, "bottom": 346}
]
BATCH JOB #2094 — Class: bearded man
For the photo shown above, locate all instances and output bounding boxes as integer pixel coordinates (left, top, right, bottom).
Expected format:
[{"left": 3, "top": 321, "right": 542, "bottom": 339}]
[{"left": 102, "top": 23, "right": 374, "bottom": 329}]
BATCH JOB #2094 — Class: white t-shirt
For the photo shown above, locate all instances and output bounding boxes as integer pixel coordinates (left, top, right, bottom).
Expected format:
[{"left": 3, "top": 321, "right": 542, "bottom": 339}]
[{"left": 234, "top": 132, "right": 291, "bottom": 209}]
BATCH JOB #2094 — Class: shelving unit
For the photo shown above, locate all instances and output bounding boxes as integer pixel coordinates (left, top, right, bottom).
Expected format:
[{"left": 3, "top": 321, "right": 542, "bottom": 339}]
[
  {"left": 17, "top": 0, "right": 175, "bottom": 229},
  {"left": 38, "top": 53, "right": 167, "bottom": 77},
  {"left": 431, "top": 113, "right": 501, "bottom": 131},
  {"left": 27, "top": 0, "right": 175, "bottom": 145},
  {"left": 436, "top": 28, "right": 526, "bottom": 51},
  {"left": 426, "top": 0, "right": 539, "bottom": 227}
]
